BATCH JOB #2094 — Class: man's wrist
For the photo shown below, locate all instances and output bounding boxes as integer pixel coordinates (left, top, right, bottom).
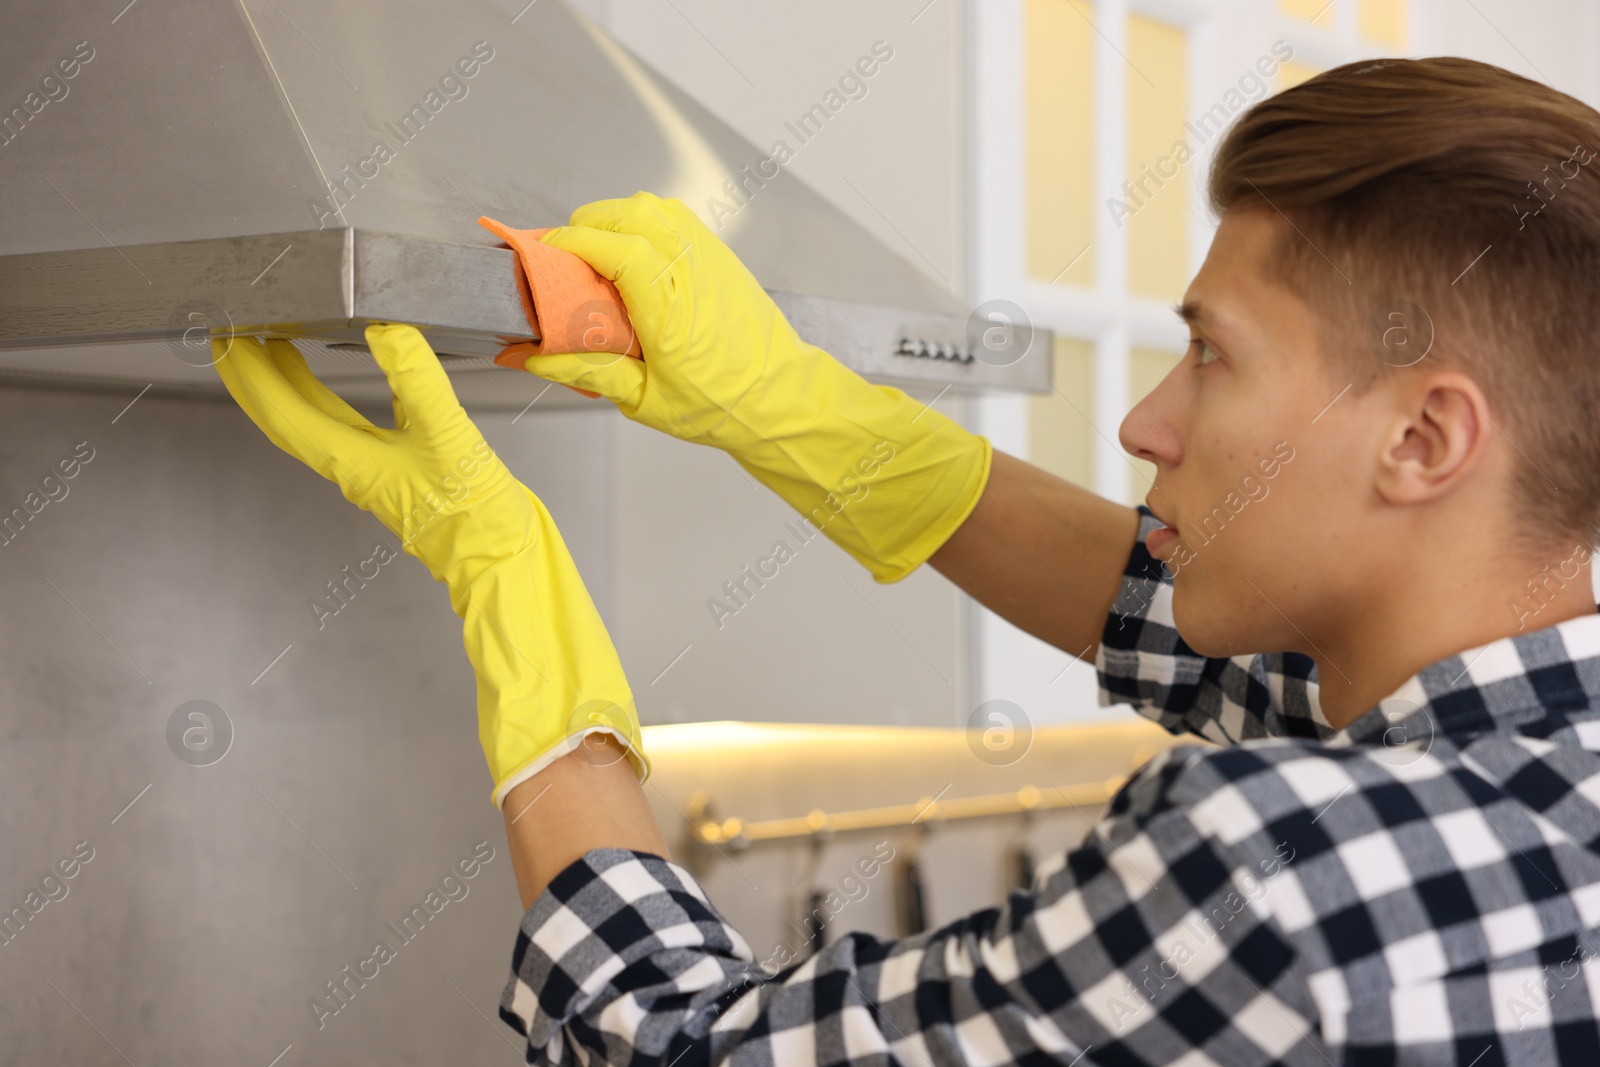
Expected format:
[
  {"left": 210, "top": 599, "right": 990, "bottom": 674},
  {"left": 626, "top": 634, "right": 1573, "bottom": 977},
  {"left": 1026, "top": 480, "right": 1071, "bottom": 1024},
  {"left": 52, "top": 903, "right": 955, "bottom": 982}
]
[{"left": 502, "top": 738, "right": 670, "bottom": 910}]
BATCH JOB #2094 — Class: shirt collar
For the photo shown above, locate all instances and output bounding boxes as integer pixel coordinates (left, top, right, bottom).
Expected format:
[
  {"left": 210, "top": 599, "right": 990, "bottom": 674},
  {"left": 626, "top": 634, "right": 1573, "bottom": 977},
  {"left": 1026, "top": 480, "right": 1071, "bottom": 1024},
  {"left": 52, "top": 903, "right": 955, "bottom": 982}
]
[{"left": 1334, "top": 611, "right": 1600, "bottom": 749}]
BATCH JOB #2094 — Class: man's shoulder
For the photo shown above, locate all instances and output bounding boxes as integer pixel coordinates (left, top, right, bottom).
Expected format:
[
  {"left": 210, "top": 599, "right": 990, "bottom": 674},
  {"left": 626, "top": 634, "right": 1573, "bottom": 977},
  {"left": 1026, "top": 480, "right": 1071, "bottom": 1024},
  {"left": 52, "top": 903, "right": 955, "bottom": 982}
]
[
  {"left": 1122, "top": 734, "right": 1432, "bottom": 802},
  {"left": 1108, "top": 734, "right": 1468, "bottom": 851}
]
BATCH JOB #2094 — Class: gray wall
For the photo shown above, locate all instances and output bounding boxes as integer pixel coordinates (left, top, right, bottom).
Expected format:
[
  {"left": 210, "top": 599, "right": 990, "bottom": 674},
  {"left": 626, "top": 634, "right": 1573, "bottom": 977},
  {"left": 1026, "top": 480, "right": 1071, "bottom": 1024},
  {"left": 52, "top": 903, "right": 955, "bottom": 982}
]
[
  {"left": 0, "top": 384, "right": 596, "bottom": 1064},
  {"left": 612, "top": 400, "right": 968, "bottom": 731},
  {"left": 588, "top": 0, "right": 968, "bottom": 294}
]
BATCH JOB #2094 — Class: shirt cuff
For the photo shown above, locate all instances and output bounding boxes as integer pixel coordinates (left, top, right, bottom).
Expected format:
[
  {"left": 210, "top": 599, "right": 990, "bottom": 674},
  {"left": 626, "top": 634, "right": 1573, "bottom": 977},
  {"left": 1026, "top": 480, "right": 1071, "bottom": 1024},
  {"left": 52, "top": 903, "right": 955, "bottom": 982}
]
[
  {"left": 1097, "top": 507, "right": 1191, "bottom": 707},
  {"left": 499, "top": 849, "right": 753, "bottom": 1054}
]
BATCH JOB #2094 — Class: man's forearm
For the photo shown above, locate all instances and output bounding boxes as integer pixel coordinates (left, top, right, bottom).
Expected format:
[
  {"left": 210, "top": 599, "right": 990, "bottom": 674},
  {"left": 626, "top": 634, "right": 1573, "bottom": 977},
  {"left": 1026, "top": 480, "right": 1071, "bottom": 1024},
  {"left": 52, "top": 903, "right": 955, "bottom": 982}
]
[
  {"left": 929, "top": 450, "right": 1141, "bottom": 660},
  {"left": 501, "top": 738, "right": 670, "bottom": 910}
]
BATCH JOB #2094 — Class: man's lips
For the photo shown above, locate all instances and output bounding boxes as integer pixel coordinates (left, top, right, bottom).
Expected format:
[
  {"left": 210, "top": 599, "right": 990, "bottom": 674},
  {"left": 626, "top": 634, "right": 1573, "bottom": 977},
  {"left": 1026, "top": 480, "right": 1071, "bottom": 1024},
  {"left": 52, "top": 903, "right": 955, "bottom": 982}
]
[
  {"left": 1143, "top": 501, "right": 1179, "bottom": 560},
  {"left": 1146, "top": 525, "right": 1179, "bottom": 559}
]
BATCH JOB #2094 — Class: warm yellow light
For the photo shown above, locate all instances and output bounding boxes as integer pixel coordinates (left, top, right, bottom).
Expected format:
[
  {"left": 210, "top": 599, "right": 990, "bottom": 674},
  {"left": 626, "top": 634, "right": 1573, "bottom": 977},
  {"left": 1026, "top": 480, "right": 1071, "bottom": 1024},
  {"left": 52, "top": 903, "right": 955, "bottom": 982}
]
[{"left": 640, "top": 718, "right": 1177, "bottom": 755}]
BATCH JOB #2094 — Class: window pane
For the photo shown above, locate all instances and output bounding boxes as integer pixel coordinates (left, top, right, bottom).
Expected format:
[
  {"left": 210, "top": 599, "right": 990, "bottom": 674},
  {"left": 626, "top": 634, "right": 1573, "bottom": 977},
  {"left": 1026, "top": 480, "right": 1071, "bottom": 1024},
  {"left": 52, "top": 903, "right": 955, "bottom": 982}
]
[
  {"left": 1125, "top": 15, "right": 1189, "bottom": 303},
  {"left": 1025, "top": 0, "right": 1096, "bottom": 287},
  {"left": 1027, "top": 335, "right": 1096, "bottom": 486},
  {"left": 1359, "top": 0, "right": 1407, "bottom": 48},
  {"left": 1277, "top": 0, "right": 1335, "bottom": 28}
]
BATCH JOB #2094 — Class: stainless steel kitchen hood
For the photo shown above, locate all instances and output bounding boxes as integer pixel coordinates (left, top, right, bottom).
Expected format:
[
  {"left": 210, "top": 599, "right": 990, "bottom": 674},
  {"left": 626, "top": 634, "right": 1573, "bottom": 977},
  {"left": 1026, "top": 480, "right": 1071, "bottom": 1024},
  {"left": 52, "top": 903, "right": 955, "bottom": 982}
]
[{"left": 0, "top": 0, "right": 1048, "bottom": 409}]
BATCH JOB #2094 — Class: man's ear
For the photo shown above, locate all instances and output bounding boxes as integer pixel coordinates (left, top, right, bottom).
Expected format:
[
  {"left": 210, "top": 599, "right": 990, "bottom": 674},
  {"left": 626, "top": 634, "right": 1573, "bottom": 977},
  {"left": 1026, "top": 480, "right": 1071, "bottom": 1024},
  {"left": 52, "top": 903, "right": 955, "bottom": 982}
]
[{"left": 1374, "top": 372, "right": 1490, "bottom": 505}]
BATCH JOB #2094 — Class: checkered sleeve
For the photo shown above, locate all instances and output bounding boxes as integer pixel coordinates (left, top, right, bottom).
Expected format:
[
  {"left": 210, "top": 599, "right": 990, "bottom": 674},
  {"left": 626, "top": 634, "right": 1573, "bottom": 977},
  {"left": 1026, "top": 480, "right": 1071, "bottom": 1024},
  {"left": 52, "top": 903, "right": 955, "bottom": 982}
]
[
  {"left": 500, "top": 747, "right": 1325, "bottom": 1066},
  {"left": 1097, "top": 506, "right": 1329, "bottom": 743}
]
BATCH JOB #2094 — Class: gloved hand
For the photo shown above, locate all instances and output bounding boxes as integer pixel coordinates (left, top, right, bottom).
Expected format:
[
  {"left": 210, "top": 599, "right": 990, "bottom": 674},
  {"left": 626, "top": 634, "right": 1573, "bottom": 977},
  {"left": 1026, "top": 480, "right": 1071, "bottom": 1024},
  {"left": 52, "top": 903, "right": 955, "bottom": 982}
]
[
  {"left": 214, "top": 324, "right": 647, "bottom": 806},
  {"left": 494, "top": 192, "right": 992, "bottom": 583}
]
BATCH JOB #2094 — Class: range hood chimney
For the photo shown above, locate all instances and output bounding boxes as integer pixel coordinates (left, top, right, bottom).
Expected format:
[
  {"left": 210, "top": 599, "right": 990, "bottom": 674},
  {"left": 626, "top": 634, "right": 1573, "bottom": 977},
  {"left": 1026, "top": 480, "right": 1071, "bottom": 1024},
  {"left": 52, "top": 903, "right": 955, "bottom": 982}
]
[{"left": 0, "top": 0, "right": 1047, "bottom": 409}]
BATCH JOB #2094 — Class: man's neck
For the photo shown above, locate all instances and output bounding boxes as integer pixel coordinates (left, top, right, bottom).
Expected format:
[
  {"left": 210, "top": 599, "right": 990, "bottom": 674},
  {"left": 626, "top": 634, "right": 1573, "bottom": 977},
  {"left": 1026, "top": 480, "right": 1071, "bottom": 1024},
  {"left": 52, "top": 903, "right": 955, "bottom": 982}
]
[{"left": 1312, "top": 556, "right": 1596, "bottom": 731}]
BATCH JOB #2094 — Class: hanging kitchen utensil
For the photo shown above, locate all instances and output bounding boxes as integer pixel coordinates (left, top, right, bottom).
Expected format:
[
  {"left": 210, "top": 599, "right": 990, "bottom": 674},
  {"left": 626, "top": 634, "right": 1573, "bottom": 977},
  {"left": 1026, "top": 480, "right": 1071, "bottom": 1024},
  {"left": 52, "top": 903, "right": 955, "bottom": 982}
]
[
  {"left": 1008, "top": 809, "right": 1038, "bottom": 891},
  {"left": 894, "top": 826, "right": 928, "bottom": 936},
  {"left": 794, "top": 836, "right": 829, "bottom": 956},
  {"left": 1008, "top": 841, "right": 1037, "bottom": 892}
]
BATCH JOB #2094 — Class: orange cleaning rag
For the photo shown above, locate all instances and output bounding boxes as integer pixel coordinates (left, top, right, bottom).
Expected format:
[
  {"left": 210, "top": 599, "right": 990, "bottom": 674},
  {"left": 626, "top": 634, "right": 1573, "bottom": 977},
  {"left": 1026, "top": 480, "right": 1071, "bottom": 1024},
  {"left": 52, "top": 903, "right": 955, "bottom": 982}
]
[{"left": 478, "top": 216, "right": 642, "bottom": 394}]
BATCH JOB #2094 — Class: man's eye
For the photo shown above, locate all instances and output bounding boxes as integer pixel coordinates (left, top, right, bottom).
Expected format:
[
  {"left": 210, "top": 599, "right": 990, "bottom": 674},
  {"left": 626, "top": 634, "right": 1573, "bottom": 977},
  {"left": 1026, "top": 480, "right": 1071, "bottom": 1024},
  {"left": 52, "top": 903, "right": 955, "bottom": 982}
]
[{"left": 1195, "top": 341, "right": 1220, "bottom": 366}]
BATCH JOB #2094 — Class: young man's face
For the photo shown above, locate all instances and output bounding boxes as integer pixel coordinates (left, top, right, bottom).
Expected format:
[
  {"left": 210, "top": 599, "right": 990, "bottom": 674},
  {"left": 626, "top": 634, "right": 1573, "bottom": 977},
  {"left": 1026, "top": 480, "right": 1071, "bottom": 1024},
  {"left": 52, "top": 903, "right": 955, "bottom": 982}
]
[{"left": 1119, "top": 205, "right": 1374, "bottom": 658}]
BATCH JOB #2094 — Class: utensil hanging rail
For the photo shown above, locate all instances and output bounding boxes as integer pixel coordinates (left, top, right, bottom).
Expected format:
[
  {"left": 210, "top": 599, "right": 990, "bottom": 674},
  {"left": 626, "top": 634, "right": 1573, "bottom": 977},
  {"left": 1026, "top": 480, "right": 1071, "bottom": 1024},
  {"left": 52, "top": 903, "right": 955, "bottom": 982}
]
[{"left": 688, "top": 777, "right": 1127, "bottom": 850}]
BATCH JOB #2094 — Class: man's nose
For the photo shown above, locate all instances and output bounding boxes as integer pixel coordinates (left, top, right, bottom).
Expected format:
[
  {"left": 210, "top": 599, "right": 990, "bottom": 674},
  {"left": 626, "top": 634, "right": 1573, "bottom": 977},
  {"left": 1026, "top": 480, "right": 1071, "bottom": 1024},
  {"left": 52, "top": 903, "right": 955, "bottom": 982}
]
[{"left": 1119, "top": 363, "right": 1188, "bottom": 468}]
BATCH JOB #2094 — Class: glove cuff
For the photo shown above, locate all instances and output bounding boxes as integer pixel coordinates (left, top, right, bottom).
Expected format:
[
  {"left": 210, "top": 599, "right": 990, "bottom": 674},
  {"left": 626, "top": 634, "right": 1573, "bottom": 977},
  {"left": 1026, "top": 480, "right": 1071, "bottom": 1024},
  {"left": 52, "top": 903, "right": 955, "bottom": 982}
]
[
  {"left": 492, "top": 726, "right": 650, "bottom": 810},
  {"left": 447, "top": 487, "right": 648, "bottom": 806}
]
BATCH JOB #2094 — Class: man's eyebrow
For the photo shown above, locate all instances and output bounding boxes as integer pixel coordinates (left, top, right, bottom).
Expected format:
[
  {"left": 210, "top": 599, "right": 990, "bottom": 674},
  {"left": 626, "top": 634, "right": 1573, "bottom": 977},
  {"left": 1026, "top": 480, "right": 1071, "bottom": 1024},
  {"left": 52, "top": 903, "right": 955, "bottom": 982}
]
[{"left": 1173, "top": 300, "right": 1203, "bottom": 326}]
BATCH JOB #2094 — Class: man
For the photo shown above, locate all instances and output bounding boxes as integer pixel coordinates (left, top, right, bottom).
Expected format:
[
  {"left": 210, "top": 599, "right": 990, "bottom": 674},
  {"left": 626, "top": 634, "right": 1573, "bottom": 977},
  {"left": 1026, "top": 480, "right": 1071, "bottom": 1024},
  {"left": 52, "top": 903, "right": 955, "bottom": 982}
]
[{"left": 222, "top": 56, "right": 1600, "bottom": 1064}]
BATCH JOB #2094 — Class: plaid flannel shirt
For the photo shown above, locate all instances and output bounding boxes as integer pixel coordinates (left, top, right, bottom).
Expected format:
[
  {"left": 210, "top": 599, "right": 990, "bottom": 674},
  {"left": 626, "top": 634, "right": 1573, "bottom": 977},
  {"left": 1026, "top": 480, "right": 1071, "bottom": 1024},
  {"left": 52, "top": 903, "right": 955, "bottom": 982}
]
[{"left": 501, "top": 507, "right": 1600, "bottom": 1065}]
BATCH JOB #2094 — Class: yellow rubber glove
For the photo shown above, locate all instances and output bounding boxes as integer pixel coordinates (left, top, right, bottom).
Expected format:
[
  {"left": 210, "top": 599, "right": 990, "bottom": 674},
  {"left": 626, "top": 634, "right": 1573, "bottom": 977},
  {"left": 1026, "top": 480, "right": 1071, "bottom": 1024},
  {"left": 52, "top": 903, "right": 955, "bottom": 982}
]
[
  {"left": 214, "top": 324, "right": 647, "bottom": 806},
  {"left": 502, "top": 192, "right": 992, "bottom": 583}
]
